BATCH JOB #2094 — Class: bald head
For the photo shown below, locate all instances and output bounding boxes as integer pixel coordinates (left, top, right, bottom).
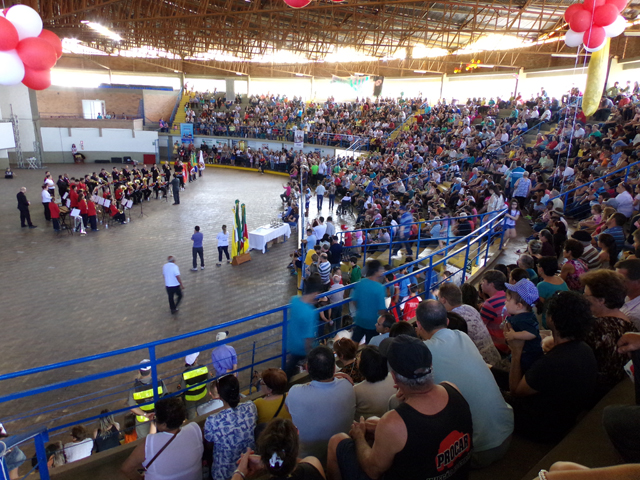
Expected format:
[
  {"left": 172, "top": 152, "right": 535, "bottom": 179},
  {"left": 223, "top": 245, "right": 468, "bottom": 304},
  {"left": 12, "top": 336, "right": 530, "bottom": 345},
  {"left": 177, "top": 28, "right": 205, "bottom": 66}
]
[
  {"left": 416, "top": 299, "right": 448, "bottom": 333},
  {"left": 167, "top": 256, "right": 175, "bottom": 263}
]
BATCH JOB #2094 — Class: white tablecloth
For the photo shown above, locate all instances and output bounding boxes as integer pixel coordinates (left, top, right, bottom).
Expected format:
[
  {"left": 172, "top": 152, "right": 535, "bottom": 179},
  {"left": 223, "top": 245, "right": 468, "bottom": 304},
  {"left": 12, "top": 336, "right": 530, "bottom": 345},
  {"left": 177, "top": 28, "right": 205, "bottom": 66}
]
[{"left": 248, "top": 224, "right": 292, "bottom": 253}]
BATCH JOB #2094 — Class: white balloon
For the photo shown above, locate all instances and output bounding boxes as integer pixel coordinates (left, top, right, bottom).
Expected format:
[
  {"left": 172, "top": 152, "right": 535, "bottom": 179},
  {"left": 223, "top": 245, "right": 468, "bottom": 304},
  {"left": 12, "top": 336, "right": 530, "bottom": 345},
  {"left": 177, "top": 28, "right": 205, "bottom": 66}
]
[
  {"left": 0, "top": 50, "right": 25, "bottom": 85},
  {"left": 584, "top": 41, "right": 606, "bottom": 53},
  {"left": 604, "top": 15, "right": 627, "bottom": 38},
  {"left": 565, "top": 29, "right": 584, "bottom": 48},
  {"left": 5, "top": 5, "right": 42, "bottom": 40}
]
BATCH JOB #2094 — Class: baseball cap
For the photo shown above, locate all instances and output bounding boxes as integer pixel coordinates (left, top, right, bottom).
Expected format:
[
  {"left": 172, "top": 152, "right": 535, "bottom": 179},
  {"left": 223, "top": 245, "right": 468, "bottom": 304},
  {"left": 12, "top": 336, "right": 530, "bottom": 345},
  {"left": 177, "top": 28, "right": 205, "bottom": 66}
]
[
  {"left": 216, "top": 331, "right": 229, "bottom": 341},
  {"left": 504, "top": 278, "right": 539, "bottom": 306},
  {"left": 571, "top": 230, "right": 592, "bottom": 242},
  {"left": 386, "top": 335, "right": 433, "bottom": 380},
  {"left": 185, "top": 352, "right": 200, "bottom": 365},
  {"left": 139, "top": 359, "right": 151, "bottom": 372}
]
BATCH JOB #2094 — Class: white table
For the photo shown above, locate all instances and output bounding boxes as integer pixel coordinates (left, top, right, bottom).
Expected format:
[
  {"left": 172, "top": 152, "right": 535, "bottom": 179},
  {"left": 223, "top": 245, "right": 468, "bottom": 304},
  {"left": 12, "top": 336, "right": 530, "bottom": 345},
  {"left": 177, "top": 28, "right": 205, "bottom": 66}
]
[{"left": 249, "top": 224, "right": 291, "bottom": 253}]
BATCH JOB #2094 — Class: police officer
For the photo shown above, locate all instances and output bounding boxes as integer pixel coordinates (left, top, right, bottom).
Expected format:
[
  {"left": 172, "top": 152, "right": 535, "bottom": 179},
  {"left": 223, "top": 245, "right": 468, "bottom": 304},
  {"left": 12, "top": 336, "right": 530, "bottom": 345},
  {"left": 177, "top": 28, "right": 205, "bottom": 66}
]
[
  {"left": 127, "top": 360, "right": 167, "bottom": 439},
  {"left": 180, "top": 352, "right": 209, "bottom": 419}
]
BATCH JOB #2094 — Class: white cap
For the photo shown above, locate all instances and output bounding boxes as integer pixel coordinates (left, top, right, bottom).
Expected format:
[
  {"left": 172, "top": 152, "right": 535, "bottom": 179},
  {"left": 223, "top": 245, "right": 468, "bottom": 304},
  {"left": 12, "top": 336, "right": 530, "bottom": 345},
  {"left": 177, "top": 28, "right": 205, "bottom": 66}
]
[
  {"left": 139, "top": 359, "right": 151, "bottom": 372},
  {"left": 185, "top": 352, "right": 200, "bottom": 365},
  {"left": 216, "top": 331, "right": 228, "bottom": 341}
]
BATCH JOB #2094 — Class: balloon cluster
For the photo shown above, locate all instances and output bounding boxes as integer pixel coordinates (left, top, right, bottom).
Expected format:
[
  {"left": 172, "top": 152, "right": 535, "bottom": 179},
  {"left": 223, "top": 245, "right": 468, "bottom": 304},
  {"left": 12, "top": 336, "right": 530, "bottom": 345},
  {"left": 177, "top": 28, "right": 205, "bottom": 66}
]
[
  {"left": 564, "top": 0, "right": 628, "bottom": 52},
  {"left": 0, "top": 5, "right": 62, "bottom": 90},
  {"left": 283, "top": 0, "right": 343, "bottom": 7}
]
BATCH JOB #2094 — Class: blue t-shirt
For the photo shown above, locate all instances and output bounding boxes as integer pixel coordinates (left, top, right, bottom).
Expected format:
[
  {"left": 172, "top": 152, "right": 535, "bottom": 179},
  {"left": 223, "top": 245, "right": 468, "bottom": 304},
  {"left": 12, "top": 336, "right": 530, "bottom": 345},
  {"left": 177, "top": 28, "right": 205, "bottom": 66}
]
[
  {"left": 191, "top": 232, "right": 204, "bottom": 248},
  {"left": 399, "top": 277, "right": 411, "bottom": 297},
  {"left": 507, "top": 311, "right": 543, "bottom": 372},
  {"left": 287, "top": 296, "right": 318, "bottom": 356},
  {"left": 353, "top": 278, "right": 387, "bottom": 330}
]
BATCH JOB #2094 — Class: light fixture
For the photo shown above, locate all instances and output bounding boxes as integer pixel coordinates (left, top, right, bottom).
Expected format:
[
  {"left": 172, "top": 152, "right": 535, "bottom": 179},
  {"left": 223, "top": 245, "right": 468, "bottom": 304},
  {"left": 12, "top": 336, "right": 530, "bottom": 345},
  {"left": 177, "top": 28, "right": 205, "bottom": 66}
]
[
  {"left": 624, "top": 31, "right": 640, "bottom": 36},
  {"left": 551, "top": 53, "right": 589, "bottom": 57},
  {"left": 413, "top": 70, "right": 427, "bottom": 73},
  {"left": 235, "top": 72, "right": 244, "bottom": 75},
  {"left": 412, "top": 45, "right": 448, "bottom": 59},
  {"left": 295, "top": 73, "right": 305, "bottom": 76},
  {"left": 81, "top": 21, "right": 122, "bottom": 42},
  {"left": 174, "top": 70, "right": 181, "bottom": 73}
]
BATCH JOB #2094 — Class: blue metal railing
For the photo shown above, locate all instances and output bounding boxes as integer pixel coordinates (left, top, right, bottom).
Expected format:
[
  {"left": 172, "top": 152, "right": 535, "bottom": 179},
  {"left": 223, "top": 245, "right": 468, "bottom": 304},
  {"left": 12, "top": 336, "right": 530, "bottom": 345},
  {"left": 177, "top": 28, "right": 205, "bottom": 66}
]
[
  {"left": 0, "top": 210, "right": 507, "bottom": 478},
  {"left": 549, "top": 159, "right": 640, "bottom": 213}
]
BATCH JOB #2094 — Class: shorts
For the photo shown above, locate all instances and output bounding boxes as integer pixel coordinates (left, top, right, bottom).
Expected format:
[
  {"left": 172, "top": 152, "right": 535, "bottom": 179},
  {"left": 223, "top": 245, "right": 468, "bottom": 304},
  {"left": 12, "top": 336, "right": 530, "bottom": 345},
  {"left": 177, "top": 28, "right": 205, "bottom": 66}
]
[
  {"left": 505, "top": 224, "right": 516, "bottom": 230},
  {"left": 336, "top": 438, "right": 374, "bottom": 480}
]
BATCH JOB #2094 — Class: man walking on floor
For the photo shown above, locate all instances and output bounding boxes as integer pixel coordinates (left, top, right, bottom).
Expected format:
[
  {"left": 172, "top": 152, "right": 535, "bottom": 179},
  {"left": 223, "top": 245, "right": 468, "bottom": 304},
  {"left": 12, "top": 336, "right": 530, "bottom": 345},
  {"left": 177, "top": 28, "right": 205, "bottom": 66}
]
[
  {"left": 216, "top": 225, "right": 230, "bottom": 266},
  {"left": 316, "top": 182, "right": 326, "bottom": 211},
  {"left": 163, "top": 256, "right": 184, "bottom": 314},
  {"left": 191, "top": 226, "right": 204, "bottom": 271},
  {"left": 171, "top": 175, "right": 180, "bottom": 205}
]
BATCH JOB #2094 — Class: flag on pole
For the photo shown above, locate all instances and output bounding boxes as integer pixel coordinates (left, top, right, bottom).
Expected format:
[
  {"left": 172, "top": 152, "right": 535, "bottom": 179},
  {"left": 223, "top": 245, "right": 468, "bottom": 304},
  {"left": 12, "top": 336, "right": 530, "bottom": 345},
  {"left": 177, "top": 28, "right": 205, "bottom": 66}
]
[
  {"left": 231, "top": 200, "right": 240, "bottom": 258},
  {"left": 240, "top": 203, "right": 249, "bottom": 255}
]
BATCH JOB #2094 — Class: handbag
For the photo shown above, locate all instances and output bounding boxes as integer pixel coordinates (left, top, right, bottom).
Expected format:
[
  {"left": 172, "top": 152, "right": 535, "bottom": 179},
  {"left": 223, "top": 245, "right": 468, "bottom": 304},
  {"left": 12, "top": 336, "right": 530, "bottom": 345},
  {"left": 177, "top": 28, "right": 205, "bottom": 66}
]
[
  {"left": 137, "top": 429, "right": 180, "bottom": 475},
  {"left": 254, "top": 395, "right": 286, "bottom": 441}
]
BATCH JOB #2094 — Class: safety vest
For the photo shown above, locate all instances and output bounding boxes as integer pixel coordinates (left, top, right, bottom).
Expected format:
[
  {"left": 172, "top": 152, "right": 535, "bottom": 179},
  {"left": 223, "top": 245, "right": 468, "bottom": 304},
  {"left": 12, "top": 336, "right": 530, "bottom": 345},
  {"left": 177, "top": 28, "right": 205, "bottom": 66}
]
[
  {"left": 183, "top": 365, "right": 208, "bottom": 402},
  {"left": 132, "top": 380, "right": 164, "bottom": 423}
]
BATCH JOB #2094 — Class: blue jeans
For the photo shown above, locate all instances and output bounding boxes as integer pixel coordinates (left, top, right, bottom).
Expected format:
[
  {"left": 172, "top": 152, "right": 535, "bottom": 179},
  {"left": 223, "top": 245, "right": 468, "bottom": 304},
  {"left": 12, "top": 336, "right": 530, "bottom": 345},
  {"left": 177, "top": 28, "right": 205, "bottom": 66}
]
[{"left": 317, "top": 195, "right": 324, "bottom": 210}]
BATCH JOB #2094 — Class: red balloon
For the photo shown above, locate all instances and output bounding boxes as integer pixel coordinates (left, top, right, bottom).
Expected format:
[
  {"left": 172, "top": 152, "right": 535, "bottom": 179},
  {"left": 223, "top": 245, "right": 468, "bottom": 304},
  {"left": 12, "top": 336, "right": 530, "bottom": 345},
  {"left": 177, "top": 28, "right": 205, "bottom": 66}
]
[
  {"left": 606, "top": 0, "right": 628, "bottom": 12},
  {"left": 583, "top": 0, "right": 605, "bottom": 12},
  {"left": 283, "top": 0, "right": 311, "bottom": 7},
  {"left": 16, "top": 37, "right": 56, "bottom": 70},
  {"left": 570, "top": 9, "right": 593, "bottom": 32},
  {"left": 564, "top": 4, "right": 584, "bottom": 23},
  {"left": 0, "top": 17, "right": 18, "bottom": 51},
  {"left": 583, "top": 25, "right": 606, "bottom": 48},
  {"left": 38, "top": 29, "right": 62, "bottom": 59},
  {"left": 22, "top": 67, "right": 51, "bottom": 90}
]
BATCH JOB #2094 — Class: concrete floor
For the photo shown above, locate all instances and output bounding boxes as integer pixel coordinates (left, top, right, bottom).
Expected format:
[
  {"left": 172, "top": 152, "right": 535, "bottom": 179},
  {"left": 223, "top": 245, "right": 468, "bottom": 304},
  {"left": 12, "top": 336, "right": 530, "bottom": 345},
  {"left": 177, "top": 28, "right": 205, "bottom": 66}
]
[{"left": 0, "top": 165, "right": 304, "bottom": 438}]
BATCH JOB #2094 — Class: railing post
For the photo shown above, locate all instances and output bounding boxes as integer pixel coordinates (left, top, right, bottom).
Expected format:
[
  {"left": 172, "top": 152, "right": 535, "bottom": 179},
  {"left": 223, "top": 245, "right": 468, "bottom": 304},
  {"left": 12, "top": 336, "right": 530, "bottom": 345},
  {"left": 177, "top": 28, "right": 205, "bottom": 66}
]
[
  {"left": 281, "top": 308, "right": 288, "bottom": 371},
  {"left": 425, "top": 256, "right": 433, "bottom": 297},
  {"left": 249, "top": 341, "right": 256, "bottom": 394},
  {"left": 485, "top": 219, "right": 493, "bottom": 265},
  {"left": 625, "top": 165, "right": 630, "bottom": 182},
  {"left": 417, "top": 223, "right": 422, "bottom": 257},
  {"left": 499, "top": 215, "right": 507, "bottom": 250},
  {"left": 34, "top": 431, "right": 51, "bottom": 480},
  {"left": 462, "top": 237, "right": 471, "bottom": 287},
  {"left": 149, "top": 345, "right": 159, "bottom": 405}
]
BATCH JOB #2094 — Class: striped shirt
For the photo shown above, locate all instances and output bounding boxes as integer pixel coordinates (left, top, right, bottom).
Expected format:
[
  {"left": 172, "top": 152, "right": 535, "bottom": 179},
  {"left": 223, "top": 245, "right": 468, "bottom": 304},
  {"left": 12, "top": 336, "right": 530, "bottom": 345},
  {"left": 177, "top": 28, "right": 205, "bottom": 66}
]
[
  {"left": 602, "top": 226, "right": 625, "bottom": 251},
  {"left": 581, "top": 244, "right": 601, "bottom": 270},
  {"left": 480, "top": 291, "right": 508, "bottom": 353},
  {"left": 318, "top": 261, "right": 331, "bottom": 284}
]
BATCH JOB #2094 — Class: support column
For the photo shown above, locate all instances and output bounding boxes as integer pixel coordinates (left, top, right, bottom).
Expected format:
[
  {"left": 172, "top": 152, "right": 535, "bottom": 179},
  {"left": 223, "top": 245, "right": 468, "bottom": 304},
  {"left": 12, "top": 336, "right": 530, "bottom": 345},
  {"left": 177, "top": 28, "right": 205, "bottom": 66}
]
[{"left": 225, "top": 78, "right": 235, "bottom": 101}]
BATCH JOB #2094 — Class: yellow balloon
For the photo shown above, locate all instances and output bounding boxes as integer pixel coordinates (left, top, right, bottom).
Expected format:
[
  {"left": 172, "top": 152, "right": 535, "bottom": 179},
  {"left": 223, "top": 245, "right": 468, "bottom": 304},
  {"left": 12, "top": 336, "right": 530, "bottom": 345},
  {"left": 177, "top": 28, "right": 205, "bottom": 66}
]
[{"left": 582, "top": 39, "right": 611, "bottom": 117}]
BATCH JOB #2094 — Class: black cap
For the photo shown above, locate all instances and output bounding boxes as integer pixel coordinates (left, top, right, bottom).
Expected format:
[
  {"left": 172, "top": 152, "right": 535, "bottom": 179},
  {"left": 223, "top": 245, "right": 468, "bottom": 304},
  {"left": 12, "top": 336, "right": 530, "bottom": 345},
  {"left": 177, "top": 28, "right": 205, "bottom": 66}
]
[
  {"left": 386, "top": 335, "right": 433, "bottom": 380},
  {"left": 571, "top": 230, "right": 592, "bottom": 242}
]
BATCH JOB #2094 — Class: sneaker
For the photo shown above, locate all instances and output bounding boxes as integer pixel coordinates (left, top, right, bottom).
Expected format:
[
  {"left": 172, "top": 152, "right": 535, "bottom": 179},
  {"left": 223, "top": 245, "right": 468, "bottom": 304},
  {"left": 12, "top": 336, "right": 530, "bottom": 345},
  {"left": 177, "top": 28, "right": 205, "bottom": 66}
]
[
  {"left": 201, "top": 266, "right": 205, "bottom": 270},
  {"left": 80, "top": 230, "right": 87, "bottom": 235},
  {"left": 28, "top": 225, "right": 37, "bottom": 228},
  {"left": 191, "top": 267, "right": 198, "bottom": 271},
  {"left": 227, "top": 260, "right": 231, "bottom": 264},
  {"left": 216, "top": 263, "right": 221, "bottom": 267}
]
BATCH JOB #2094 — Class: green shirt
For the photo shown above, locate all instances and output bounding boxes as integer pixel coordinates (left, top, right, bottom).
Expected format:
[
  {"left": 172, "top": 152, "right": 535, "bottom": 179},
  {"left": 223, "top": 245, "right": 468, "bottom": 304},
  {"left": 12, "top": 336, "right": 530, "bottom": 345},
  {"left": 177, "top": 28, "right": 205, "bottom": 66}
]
[
  {"left": 311, "top": 165, "right": 319, "bottom": 175},
  {"left": 350, "top": 265, "right": 362, "bottom": 283}
]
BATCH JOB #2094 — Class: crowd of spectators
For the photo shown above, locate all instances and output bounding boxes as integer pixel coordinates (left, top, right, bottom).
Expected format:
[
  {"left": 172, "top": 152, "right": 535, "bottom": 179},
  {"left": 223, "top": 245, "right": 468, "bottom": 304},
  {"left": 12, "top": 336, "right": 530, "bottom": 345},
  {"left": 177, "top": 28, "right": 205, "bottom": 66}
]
[{"left": 11, "top": 82, "right": 640, "bottom": 480}]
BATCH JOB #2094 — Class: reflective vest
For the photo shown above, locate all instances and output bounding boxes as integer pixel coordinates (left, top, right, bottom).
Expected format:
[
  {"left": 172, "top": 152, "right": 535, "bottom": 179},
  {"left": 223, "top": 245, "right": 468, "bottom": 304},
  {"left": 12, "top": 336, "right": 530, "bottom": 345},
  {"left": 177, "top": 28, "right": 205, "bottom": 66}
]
[
  {"left": 132, "top": 380, "right": 164, "bottom": 423},
  {"left": 183, "top": 365, "right": 208, "bottom": 402}
]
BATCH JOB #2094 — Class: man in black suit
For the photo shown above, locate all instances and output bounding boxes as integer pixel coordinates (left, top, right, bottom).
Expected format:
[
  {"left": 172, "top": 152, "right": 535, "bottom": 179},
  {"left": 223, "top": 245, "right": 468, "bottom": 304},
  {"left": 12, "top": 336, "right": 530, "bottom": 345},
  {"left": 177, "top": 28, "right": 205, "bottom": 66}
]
[{"left": 16, "top": 187, "right": 36, "bottom": 228}]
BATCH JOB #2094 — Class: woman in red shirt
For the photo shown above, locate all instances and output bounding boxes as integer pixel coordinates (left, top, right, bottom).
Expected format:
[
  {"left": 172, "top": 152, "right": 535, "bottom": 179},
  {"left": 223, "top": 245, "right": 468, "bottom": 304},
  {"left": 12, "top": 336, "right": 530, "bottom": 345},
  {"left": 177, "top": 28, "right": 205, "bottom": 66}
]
[
  {"left": 109, "top": 202, "right": 126, "bottom": 224},
  {"left": 49, "top": 200, "right": 60, "bottom": 232},
  {"left": 69, "top": 185, "right": 79, "bottom": 209}
]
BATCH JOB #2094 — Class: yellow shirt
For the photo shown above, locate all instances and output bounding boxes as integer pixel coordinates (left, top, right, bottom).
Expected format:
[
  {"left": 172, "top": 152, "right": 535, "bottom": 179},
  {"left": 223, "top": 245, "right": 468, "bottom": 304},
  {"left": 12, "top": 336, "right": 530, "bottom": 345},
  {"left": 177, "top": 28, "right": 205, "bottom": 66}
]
[
  {"left": 305, "top": 249, "right": 316, "bottom": 266},
  {"left": 253, "top": 395, "right": 291, "bottom": 425}
]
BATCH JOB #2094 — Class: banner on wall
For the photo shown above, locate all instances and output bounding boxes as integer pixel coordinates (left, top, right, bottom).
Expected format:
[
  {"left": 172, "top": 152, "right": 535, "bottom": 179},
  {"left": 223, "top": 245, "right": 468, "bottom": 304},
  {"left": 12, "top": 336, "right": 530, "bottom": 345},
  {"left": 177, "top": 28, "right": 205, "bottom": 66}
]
[
  {"left": 180, "top": 123, "right": 194, "bottom": 144},
  {"left": 331, "top": 75, "right": 371, "bottom": 90},
  {"left": 373, "top": 76, "right": 385, "bottom": 97},
  {"left": 294, "top": 130, "right": 304, "bottom": 149}
]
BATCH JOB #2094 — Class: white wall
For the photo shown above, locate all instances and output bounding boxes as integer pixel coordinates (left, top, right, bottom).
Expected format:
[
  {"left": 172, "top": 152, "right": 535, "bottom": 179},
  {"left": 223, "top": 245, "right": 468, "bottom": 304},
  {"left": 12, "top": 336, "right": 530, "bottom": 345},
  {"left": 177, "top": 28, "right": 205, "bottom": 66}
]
[
  {"left": 41, "top": 127, "right": 158, "bottom": 153},
  {"left": 520, "top": 69, "right": 588, "bottom": 99},
  {"left": 250, "top": 77, "right": 312, "bottom": 100},
  {"left": 0, "top": 84, "right": 37, "bottom": 154},
  {"left": 443, "top": 73, "right": 519, "bottom": 102}
]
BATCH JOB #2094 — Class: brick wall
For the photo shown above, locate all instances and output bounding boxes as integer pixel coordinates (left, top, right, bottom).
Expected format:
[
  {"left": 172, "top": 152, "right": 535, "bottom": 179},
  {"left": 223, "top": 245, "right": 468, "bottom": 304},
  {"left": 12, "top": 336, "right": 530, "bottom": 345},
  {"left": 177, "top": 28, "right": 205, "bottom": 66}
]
[{"left": 36, "top": 87, "right": 143, "bottom": 118}]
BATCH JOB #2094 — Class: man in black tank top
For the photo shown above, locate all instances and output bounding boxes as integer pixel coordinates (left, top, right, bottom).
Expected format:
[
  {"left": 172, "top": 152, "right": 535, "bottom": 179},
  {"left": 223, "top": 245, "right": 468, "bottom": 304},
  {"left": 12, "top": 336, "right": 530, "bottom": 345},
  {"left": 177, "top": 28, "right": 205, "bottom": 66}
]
[{"left": 326, "top": 335, "right": 473, "bottom": 480}]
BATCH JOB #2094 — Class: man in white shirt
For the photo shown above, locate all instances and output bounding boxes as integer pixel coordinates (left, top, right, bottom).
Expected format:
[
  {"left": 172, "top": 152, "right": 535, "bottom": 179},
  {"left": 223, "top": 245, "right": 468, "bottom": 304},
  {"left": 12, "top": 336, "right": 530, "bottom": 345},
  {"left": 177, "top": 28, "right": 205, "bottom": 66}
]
[
  {"left": 41, "top": 185, "right": 51, "bottom": 222},
  {"left": 315, "top": 183, "right": 326, "bottom": 210},
  {"left": 163, "top": 256, "right": 184, "bottom": 314},
  {"left": 314, "top": 216, "right": 327, "bottom": 239},
  {"left": 616, "top": 259, "right": 640, "bottom": 330}
]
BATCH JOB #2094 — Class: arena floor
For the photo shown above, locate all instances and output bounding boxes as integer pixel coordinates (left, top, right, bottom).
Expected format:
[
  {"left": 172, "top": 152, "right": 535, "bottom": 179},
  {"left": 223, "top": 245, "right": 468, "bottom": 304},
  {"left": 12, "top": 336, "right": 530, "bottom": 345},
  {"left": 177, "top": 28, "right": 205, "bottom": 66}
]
[{"left": 0, "top": 165, "right": 302, "bottom": 434}]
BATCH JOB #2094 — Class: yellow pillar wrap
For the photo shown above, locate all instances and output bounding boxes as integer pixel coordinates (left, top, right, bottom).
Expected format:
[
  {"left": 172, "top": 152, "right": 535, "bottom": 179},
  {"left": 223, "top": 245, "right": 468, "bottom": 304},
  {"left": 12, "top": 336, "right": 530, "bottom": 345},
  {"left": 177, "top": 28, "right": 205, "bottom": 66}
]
[{"left": 582, "top": 39, "right": 611, "bottom": 117}]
